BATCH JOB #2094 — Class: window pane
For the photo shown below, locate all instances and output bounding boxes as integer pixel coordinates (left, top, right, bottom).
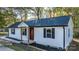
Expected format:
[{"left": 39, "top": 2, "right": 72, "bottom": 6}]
[
  {"left": 11, "top": 28, "right": 15, "bottom": 34},
  {"left": 46, "top": 29, "right": 52, "bottom": 38},
  {"left": 47, "top": 29, "right": 51, "bottom": 33},
  {"left": 44, "top": 28, "right": 55, "bottom": 39},
  {"left": 22, "top": 28, "right": 27, "bottom": 35},
  {"left": 47, "top": 33, "right": 51, "bottom": 38}
]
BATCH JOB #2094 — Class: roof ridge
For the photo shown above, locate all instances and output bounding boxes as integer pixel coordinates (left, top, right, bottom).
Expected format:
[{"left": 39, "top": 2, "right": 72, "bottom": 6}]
[{"left": 8, "top": 16, "right": 71, "bottom": 28}]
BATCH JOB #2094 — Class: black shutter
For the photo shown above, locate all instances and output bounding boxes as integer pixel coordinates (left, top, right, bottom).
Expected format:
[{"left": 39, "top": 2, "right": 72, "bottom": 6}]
[
  {"left": 14, "top": 28, "right": 15, "bottom": 34},
  {"left": 44, "top": 28, "right": 46, "bottom": 38},
  {"left": 52, "top": 28, "right": 55, "bottom": 38}
]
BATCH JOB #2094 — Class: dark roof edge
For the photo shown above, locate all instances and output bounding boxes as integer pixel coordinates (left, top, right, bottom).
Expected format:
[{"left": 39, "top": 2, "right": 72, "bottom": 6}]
[
  {"left": 8, "top": 25, "right": 68, "bottom": 28},
  {"left": 28, "top": 25, "right": 68, "bottom": 27}
]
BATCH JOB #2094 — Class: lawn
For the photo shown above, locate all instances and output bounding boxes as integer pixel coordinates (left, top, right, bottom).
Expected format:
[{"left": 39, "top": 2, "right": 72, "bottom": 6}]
[
  {"left": 5, "top": 43, "right": 42, "bottom": 51},
  {"left": 0, "top": 39, "right": 42, "bottom": 51}
]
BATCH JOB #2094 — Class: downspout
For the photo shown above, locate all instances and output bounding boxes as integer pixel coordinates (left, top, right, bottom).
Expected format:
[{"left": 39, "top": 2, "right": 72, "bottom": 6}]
[
  {"left": 63, "top": 27, "right": 65, "bottom": 50},
  {"left": 21, "top": 27, "right": 22, "bottom": 43},
  {"left": 27, "top": 27, "right": 29, "bottom": 45}
]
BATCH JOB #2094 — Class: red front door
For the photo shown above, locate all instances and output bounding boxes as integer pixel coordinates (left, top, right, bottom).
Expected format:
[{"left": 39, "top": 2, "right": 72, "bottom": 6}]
[{"left": 29, "top": 27, "right": 34, "bottom": 40}]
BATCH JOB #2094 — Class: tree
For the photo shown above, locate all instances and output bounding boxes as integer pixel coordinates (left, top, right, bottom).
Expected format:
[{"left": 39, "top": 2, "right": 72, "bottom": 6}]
[
  {"left": 28, "top": 7, "right": 44, "bottom": 20},
  {"left": 2, "top": 8, "right": 17, "bottom": 26},
  {"left": 0, "top": 12, "right": 6, "bottom": 28},
  {"left": 14, "top": 7, "right": 29, "bottom": 21},
  {"left": 53, "top": 7, "right": 79, "bottom": 28},
  {"left": 45, "top": 7, "right": 55, "bottom": 18}
]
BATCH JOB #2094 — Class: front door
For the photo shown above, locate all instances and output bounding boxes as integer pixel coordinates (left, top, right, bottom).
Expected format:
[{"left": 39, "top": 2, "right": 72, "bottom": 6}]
[{"left": 29, "top": 27, "right": 34, "bottom": 40}]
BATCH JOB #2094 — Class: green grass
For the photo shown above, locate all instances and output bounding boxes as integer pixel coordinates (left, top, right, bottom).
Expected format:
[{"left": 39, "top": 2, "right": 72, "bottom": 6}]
[
  {"left": 4, "top": 43, "right": 41, "bottom": 51},
  {"left": 5, "top": 44, "right": 26, "bottom": 51},
  {"left": 0, "top": 40, "right": 41, "bottom": 51}
]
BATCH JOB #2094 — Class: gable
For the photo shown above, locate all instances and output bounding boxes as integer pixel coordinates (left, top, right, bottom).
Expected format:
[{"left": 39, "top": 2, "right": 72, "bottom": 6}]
[
  {"left": 18, "top": 22, "right": 28, "bottom": 27},
  {"left": 68, "top": 17, "right": 73, "bottom": 26}
]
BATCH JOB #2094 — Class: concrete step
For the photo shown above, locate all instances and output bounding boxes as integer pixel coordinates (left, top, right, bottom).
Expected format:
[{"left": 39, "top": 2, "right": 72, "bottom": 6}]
[{"left": 29, "top": 40, "right": 35, "bottom": 44}]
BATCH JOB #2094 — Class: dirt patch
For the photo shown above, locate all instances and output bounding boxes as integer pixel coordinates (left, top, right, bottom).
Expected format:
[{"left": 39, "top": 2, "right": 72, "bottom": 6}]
[{"left": 68, "top": 40, "right": 79, "bottom": 51}]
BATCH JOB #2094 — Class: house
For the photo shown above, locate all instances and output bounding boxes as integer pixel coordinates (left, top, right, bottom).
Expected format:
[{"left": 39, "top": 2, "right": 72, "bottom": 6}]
[{"left": 8, "top": 16, "right": 73, "bottom": 49}]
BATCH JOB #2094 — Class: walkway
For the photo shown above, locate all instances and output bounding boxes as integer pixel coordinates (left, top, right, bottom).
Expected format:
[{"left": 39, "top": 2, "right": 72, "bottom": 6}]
[
  {"left": 0, "top": 36, "right": 21, "bottom": 43},
  {"left": 0, "top": 36, "right": 15, "bottom": 51},
  {"left": 0, "top": 44, "right": 14, "bottom": 51}
]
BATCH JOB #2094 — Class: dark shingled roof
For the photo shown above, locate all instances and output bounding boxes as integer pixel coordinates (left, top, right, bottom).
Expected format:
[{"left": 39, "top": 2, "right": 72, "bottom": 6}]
[
  {"left": 8, "top": 22, "right": 21, "bottom": 28},
  {"left": 8, "top": 16, "right": 71, "bottom": 28}
]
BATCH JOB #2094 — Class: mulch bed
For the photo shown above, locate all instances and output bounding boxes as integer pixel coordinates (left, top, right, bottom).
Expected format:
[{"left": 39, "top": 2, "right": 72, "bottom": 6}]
[{"left": 30, "top": 43, "right": 64, "bottom": 51}]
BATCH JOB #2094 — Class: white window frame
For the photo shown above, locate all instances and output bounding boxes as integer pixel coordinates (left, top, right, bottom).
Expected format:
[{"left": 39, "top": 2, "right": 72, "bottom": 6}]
[
  {"left": 46, "top": 28, "right": 52, "bottom": 38},
  {"left": 44, "top": 28, "right": 55, "bottom": 39},
  {"left": 11, "top": 28, "right": 15, "bottom": 34},
  {"left": 22, "top": 28, "right": 27, "bottom": 36}
]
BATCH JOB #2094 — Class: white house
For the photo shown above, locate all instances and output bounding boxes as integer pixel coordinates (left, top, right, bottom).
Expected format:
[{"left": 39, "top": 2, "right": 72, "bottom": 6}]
[{"left": 8, "top": 16, "right": 73, "bottom": 49}]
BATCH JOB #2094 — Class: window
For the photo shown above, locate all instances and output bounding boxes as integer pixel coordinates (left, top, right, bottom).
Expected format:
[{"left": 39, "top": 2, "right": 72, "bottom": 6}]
[
  {"left": 43, "top": 28, "right": 55, "bottom": 39},
  {"left": 68, "top": 28, "right": 70, "bottom": 37},
  {"left": 11, "top": 28, "right": 15, "bottom": 34},
  {"left": 47, "top": 29, "right": 52, "bottom": 38},
  {"left": 22, "top": 28, "right": 27, "bottom": 35}
]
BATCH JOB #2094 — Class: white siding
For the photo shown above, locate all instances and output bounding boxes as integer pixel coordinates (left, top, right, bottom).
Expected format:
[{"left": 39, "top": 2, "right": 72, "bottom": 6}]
[
  {"left": 9, "top": 28, "right": 29, "bottom": 43},
  {"left": 9, "top": 28, "right": 21, "bottom": 40},
  {"left": 65, "top": 18, "right": 73, "bottom": 48},
  {"left": 21, "top": 28, "right": 29, "bottom": 43},
  {"left": 34, "top": 27, "right": 64, "bottom": 48}
]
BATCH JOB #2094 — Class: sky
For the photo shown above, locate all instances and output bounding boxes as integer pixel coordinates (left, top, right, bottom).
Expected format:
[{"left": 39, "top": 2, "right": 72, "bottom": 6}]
[{"left": 0, "top": 0, "right": 79, "bottom": 7}]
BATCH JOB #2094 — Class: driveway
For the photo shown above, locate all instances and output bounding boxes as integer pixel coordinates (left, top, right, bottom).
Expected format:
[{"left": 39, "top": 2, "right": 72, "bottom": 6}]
[
  {"left": 0, "top": 44, "right": 14, "bottom": 51},
  {"left": 0, "top": 36, "right": 15, "bottom": 51}
]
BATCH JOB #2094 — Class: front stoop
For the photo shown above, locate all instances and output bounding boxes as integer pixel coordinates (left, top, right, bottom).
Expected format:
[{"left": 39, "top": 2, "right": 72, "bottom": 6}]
[
  {"left": 29, "top": 45, "right": 46, "bottom": 51},
  {"left": 29, "top": 40, "right": 35, "bottom": 44}
]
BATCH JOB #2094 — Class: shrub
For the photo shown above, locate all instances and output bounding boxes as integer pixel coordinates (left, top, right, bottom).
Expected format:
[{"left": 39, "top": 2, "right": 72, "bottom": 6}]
[
  {"left": 73, "top": 31, "right": 79, "bottom": 38},
  {"left": 0, "top": 32, "right": 8, "bottom": 36}
]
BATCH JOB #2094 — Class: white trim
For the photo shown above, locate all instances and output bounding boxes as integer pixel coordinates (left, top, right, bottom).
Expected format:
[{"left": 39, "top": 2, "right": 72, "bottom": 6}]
[
  {"left": 18, "top": 22, "right": 28, "bottom": 27},
  {"left": 45, "top": 28, "right": 52, "bottom": 38}
]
